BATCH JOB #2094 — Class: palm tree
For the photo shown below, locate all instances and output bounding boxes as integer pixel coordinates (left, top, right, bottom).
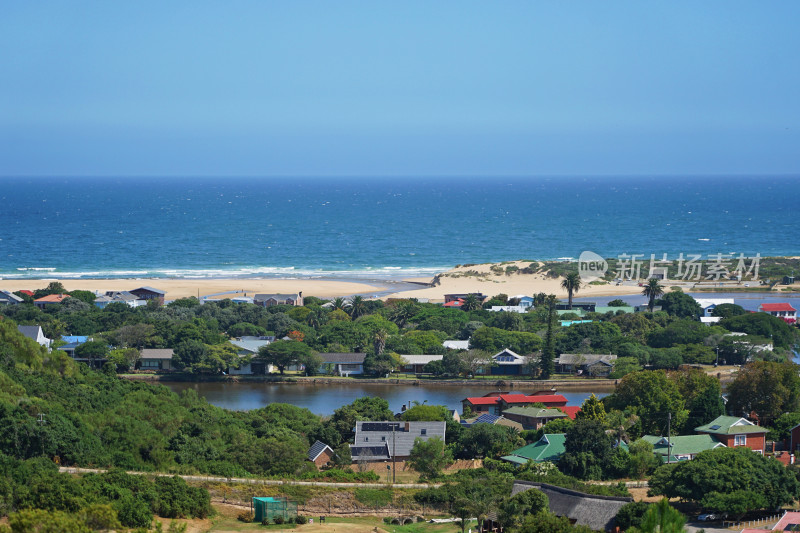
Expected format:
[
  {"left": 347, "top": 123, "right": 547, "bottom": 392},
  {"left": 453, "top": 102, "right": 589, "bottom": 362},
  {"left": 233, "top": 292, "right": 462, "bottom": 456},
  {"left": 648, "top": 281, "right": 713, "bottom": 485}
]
[
  {"left": 533, "top": 292, "right": 548, "bottom": 308},
  {"left": 460, "top": 294, "right": 482, "bottom": 312},
  {"left": 642, "top": 278, "right": 664, "bottom": 312},
  {"left": 373, "top": 329, "right": 388, "bottom": 355},
  {"left": 348, "top": 295, "right": 367, "bottom": 318},
  {"left": 331, "top": 297, "right": 346, "bottom": 311},
  {"left": 560, "top": 272, "right": 582, "bottom": 310}
]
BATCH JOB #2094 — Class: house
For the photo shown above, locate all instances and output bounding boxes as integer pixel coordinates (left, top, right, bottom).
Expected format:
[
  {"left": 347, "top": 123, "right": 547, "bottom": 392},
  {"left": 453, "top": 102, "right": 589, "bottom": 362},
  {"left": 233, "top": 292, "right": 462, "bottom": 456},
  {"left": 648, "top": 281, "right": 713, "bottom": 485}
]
[
  {"left": 253, "top": 292, "right": 303, "bottom": 307},
  {"left": 641, "top": 434, "right": 725, "bottom": 462},
  {"left": 94, "top": 291, "right": 146, "bottom": 309},
  {"left": 399, "top": 354, "right": 443, "bottom": 374},
  {"left": 460, "top": 413, "right": 523, "bottom": 432},
  {"left": 758, "top": 303, "right": 797, "bottom": 324},
  {"left": 0, "top": 291, "right": 23, "bottom": 305},
  {"left": 444, "top": 293, "right": 486, "bottom": 304},
  {"left": 556, "top": 309, "right": 586, "bottom": 318},
  {"left": 555, "top": 302, "right": 596, "bottom": 312},
  {"left": 57, "top": 339, "right": 89, "bottom": 359},
  {"left": 318, "top": 353, "right": 366, "bottom": 376},
  {"left": 501, "top": 406, "right": 569, "bottom": 430},
  {"left": 514, "top": 296, "right": 535, "bottom": 309},
  {"left": 694, "top": 298, "right": 735, "bottom": 317},
  {"left": 501, "top": 434, "right": 567, "bottom": 465},
  {"left": 443, "top": 340, "right": 469, "bottom": 350},
  {"left": 230, "top": 337, "right": 273, "bottom": 374},
  {"left": 33, "top": 294, "right": 69, "bottom": 309},
  {"left": 138, "top": 349, "right": 175, "bottom": 370},
  {"left": 498, "top": 393, "right": 568, "bottom": 411},
  {"left": 490, "top": 481, "right": 633, "bottom": 532},
  {"left": 490, "top": 348, "right": 527, "bottom": 375},
  {"left": 786, "top": 423, "right": 800, "bottom": 453},
  {"left": 489, "top": 305, "right": 528, "bottom": 313},
  {"left": 17, "top": 325, "right": 52, "bottom": 348},
  {"left": 463, "top": 392, "right": 569, "bottom": 416},
  {"left": 555, "top": 354, "right": 617, "bottom": 376},
  {"left": 559, "top": 319, "right": 594, "bottom": 327},
  {"left": 129, "top": 286, "right": 166, "bottom": 305},
  {"left": 694, "top": 415, "right": 767, "bottom": 453},
  {"left": 593, "top": 306, "right": 635, "bottom": 315},
  {"left": 307, "top": 440, "right": 335, "bottom": 468},
  {"left": 350, "top": 421, "right": 446, "bottom": 462}
]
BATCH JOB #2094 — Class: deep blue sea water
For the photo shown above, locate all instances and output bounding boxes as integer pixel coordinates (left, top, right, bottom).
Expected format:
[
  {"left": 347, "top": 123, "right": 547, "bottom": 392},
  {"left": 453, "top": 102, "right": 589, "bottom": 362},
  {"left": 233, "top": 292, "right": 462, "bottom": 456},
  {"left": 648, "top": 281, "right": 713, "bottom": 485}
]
[{"left": 1, "top": 176, "right": 798, "bottom": 280}]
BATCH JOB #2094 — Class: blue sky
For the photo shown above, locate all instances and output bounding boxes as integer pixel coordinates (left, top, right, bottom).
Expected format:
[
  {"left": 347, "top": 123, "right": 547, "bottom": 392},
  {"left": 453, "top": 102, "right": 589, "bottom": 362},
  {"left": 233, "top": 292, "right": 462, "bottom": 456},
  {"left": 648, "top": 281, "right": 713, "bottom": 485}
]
[{"left": 1, "top": 2, "right": 799, "bottom": 177}]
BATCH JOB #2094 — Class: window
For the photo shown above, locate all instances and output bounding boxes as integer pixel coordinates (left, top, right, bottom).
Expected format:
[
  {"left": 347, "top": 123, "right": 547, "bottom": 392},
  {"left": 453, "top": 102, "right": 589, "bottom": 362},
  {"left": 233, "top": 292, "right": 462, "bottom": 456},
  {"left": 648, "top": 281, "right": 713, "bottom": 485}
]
[
  {"left": 381, "top": 436, "right": 386, "bottom": 442},
  {"left": 364, "top": 437, "right": 368, "bottom": 442},
  {"left": 734, "top": 434, "right": 746, "bottom": 446},
  {"left": 421, "top": 429, "right": 427, "bottom": 435}
]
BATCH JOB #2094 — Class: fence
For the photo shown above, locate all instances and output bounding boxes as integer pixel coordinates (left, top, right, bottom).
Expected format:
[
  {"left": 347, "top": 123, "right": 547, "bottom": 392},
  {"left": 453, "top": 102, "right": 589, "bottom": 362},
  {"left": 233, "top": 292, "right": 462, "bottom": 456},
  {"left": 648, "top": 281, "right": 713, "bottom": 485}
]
[{"left": 723, "top": 512, "right": 783, "bottom": 530}]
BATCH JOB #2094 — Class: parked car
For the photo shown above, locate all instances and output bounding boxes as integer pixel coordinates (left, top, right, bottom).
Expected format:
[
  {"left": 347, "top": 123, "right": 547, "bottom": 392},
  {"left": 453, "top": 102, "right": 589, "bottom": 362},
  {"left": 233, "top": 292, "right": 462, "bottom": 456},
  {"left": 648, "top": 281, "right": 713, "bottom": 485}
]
[{"left": 698, "top": 513, "right": 726, "bottom": 522}]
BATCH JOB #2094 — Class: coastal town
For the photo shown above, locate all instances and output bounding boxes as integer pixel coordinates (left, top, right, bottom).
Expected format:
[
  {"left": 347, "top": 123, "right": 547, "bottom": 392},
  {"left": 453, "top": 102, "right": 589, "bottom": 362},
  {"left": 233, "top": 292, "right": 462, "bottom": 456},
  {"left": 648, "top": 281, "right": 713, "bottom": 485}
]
[{"left": 1, "top": 267, "right": 799, "bottom": 532}]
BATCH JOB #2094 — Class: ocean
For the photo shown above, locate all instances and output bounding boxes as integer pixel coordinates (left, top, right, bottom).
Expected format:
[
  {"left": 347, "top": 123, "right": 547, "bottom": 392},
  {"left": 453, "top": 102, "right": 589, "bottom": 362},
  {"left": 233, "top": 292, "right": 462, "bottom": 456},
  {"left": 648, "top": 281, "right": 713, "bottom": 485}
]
[{"left": 1, "top": 175, "right": 797, "bottom": 280}]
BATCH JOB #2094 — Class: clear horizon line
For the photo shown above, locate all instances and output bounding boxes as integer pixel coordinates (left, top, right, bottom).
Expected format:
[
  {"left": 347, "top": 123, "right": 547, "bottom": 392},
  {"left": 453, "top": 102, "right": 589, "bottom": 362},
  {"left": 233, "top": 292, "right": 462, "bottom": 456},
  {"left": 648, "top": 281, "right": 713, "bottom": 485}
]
[{"left": 2, "top": 172, "right": 800, "bottom": 180}]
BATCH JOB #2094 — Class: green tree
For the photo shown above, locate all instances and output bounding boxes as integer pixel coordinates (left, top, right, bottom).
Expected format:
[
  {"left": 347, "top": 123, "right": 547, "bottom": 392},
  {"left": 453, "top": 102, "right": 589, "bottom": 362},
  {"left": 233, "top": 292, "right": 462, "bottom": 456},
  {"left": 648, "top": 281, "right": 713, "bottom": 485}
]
[
  {"left": 497, "top": 488, "right": 549, "bottom": 531},
  {"left": 604, "top": 370, "right": 688, "bottom": 437},
  {"left": 627, "top": 439, "right": 660, "bottom": 479},
  {"left": 457, "top": 424, "right": 523, "bottom": 459},
  {"left": 711, "top": 303, "right": 747, "bottom": 318},
  {"left": 642, "top": 279, "right": 664, "bottom": 312},
  {"left": 614, "top": 502, "right": 650, "bottom": 531},
  {"left": 460, "top": 294, "right": 482, "bottom": 312},
  {"left": 726, "top": 361, "right": 800, "bottom": 425},
  {"left": 348, "top": 295, "right": 367, "bottom": 319},
  {"left": 73, "top": 340, "right": 109, "bottom": 368},
  {"left": 257, "top": 340, "right": 314, "bottom": 374},
  {"left": 517, "top": 511, "right": 594, "bottom": 533},
  {"left": 539, "top": 295, "right": 557, "bottom": 380},
  {"left": 407, "top": 437, "right": 453, "bottom": 479},
  {"left": 575, "top": 394, "right": 606, "bottom": 423},
  {"left": 648, "top": 447, "right": 799, "bottom": 512},
  {"left": 720, "top": 312, "right": 797, "bottom": 349},
  {"left": 671, "top": 369, "right": 725, "bottom": 428},
  {"left": 632, "top": 498, "right": 686, "bottom": 533},
  {"left": 558, "top": 419, "right": 616, "bottom": 480},
  {"left": 656, "top": 291, "right": 702, "bottom": 318},
  {"left": 560, "top": 272, "right": 582, "bottom": 310}
]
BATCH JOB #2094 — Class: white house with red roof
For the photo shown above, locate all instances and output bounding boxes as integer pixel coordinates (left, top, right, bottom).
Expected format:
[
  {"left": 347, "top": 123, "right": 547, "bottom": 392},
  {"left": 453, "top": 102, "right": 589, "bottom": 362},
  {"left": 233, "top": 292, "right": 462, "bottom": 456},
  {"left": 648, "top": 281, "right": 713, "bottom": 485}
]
[{"left": 758, "top": 303, "right": 796, "bottom": 324}]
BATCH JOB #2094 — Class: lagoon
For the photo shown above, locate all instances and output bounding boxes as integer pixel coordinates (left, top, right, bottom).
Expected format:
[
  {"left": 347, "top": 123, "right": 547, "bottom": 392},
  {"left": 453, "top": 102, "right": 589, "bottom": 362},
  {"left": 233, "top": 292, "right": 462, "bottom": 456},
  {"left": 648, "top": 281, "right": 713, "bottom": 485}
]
[{"left": 161, "top": 381, "right": 608, "bottom": 415}]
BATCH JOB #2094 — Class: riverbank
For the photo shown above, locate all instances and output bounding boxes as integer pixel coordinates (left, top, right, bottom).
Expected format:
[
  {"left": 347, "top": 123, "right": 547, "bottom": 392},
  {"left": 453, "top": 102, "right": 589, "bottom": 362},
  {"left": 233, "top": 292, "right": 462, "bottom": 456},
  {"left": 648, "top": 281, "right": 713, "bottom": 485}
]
[{"left": 122, "top": 373, "right": 619, "bottom": 392}]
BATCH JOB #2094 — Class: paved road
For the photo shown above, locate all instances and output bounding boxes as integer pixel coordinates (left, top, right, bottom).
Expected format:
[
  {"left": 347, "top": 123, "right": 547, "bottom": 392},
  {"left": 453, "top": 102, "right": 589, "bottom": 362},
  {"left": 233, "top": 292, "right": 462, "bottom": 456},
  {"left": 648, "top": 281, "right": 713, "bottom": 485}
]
[{"left": 58, "top": 466, "right": 440, "bottom": 489}]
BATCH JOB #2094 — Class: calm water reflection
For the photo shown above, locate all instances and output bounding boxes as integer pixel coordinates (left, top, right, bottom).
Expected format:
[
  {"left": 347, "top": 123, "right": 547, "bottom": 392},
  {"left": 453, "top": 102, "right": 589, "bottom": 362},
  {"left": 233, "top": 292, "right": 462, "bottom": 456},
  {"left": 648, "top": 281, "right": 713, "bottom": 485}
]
[{"left": 162, "top": 381, "right": 608, "bottom": 415}]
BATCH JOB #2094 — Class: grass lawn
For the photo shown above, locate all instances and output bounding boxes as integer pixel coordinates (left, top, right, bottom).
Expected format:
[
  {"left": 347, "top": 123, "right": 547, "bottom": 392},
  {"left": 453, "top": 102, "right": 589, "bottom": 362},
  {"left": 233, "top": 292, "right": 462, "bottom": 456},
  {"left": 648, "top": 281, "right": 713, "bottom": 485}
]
[{"left": 205, "top": 513, "right": 476, "bottom": 533}]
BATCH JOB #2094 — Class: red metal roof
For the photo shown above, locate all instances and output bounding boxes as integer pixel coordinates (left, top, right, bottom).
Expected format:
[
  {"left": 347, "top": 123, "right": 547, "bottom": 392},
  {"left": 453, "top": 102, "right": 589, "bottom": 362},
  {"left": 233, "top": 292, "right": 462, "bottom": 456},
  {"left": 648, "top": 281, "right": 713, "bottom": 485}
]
[
  {"left": 19, "top": 290, "right": 34, "bottom": 296},
  {"left": 465, "top": 393, "right": 569, "bottom": 406},
  {"left": 759, "top": 303, "right": 796, "bottom": 312},
  {"left": 499, "top": 394, "right": 568, "bottom": 404},
  {"left": 559, "top": 406, "right": 581, "bottom": 420},
  {"left": 464, "top": 396, "right": 500, "bottom": 405}
]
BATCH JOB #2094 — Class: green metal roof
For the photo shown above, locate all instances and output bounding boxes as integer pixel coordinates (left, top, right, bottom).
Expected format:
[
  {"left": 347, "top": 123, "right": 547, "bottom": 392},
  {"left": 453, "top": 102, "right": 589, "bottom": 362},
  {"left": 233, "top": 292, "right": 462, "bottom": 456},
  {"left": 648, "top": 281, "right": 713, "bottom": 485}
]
[
  {"left": 594, "top": 306, "right": 635, "bottom": 314},
  {"left": 502, "top": 406, "right": 567, "bottom": 419},
  {"left": 694, "top": 416, "right": 767, "bottom": 435},
  {"left": 502, "top": 433, "right": 566, "bottom": 463},
  {"left": 641, "top": 434, "right": 724, "bottom": 457}
]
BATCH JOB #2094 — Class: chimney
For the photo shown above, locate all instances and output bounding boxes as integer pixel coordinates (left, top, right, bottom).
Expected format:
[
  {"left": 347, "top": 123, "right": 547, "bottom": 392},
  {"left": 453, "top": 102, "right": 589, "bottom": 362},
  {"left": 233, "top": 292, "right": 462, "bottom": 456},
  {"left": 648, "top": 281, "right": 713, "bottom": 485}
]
[{"left": 405, "top": 422, "right": 410, "bottom": 432}]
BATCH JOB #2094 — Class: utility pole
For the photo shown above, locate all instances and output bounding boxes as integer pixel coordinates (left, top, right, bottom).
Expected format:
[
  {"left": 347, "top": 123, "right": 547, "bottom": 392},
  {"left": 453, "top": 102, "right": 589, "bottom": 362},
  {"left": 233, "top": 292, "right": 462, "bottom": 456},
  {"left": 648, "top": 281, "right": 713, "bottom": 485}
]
[
  {"left": 392, "top": 424, "right": 396, "bottom": 484},
  {"left": 666, "top": 412, "right": 672, "bottom": 464}
]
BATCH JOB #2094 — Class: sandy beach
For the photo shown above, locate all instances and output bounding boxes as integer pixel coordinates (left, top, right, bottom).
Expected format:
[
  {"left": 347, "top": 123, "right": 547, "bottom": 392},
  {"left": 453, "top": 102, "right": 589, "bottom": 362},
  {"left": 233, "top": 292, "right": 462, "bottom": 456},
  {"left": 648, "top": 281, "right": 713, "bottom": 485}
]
[
  {"left": 392, "top": 260, "right": 650, "bottom": 301},
  {"left": 0, "top": 260, "right": 650, "bottom": 302},
  {"left": 0, "top": 278, "right": 393, "bottom": 301}
]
